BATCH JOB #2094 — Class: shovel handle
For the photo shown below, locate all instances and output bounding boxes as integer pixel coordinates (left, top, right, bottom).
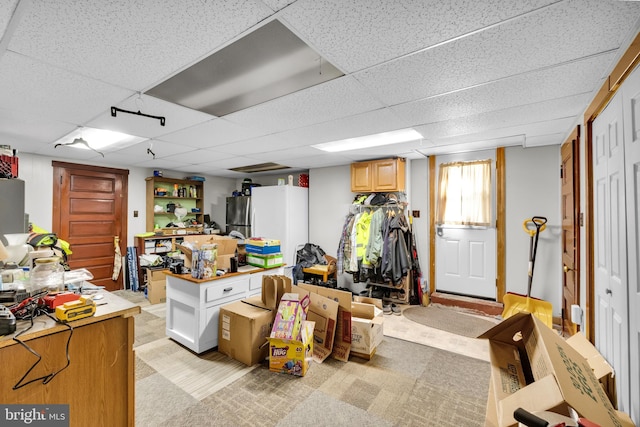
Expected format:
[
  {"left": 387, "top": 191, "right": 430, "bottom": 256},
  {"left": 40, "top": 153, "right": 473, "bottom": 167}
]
[
  {"left": 523, "top": 217, "right": 547, "bottom": 237},
  {"left": 514, "top": 408, "right": 549, "bottom": 427}
]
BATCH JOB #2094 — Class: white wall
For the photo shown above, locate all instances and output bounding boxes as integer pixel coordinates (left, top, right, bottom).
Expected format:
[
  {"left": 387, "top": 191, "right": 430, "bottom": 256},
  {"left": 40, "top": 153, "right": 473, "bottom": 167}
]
[{"left": 505, "top": 145, "right": 562, "bottom": 314}]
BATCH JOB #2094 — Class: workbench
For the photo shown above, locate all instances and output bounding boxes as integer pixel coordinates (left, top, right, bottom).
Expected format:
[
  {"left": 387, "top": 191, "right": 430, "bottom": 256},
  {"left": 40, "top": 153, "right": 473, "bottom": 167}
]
[{"left": 0, "top": 292, "right": 140, "bottom": 427}]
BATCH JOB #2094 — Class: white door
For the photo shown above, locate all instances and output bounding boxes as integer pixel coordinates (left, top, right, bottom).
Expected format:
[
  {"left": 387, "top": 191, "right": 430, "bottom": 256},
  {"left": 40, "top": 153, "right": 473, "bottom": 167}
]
[
  {"left": 622, "top": 64, "right": 640, "bottom": 423},
  {"left": 436, "top": 227, "right": 496, "bottom": 299},
  {"left": 592, "top": 89, "right": 629, "bottom": 414}
]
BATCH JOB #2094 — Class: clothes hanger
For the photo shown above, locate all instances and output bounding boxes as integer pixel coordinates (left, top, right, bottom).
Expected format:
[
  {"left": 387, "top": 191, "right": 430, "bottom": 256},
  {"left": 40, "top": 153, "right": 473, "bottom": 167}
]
[{"left": 54, "top": 137, "right": 104, "bottom": 157}]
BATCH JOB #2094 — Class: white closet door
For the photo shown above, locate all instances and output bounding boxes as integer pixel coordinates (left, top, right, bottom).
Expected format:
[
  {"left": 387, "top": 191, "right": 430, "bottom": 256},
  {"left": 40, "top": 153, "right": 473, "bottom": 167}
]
[
  {"left": 622, "top": 63, "right": 640, "bottom": 424},
  {"left": 593, "top": 89, "right": 630, "bottom": 414}
]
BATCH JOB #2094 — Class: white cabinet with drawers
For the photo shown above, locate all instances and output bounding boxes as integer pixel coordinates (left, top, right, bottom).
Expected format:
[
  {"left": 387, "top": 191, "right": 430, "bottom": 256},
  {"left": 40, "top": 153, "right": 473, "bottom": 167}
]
[{"left": 165, "top": 266, "right": 282, "bottom": 353}]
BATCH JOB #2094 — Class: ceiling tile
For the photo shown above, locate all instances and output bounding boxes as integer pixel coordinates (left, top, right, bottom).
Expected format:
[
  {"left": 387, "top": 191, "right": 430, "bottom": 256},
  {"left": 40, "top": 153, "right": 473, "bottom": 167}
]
[
  {"left": 159, "top": 118, "right": 269, "bottom": 148},
  {"left": 0, "top": 108, "right": 76, "bottom": 146},
  {"left": 0, "top": 52, "right": 133, "bottom": 126},
  {"left": 356, "top": 0, "right": 640, "bottom": 105},
  {"left": 281, "top": 0, "right": 558, "bottom": 72},
  {"left": 416, "top": 93, "right": 590, "bottom": 141},
  {"left": 8, "top": 0, "right": 273, "bottom": 91},
  {"left": 390, "top": 52, "right": 615, "bottom": 127},
  {"left": 224, "top": 75, "right": 385, "bottom": 133},
  {"left": 0, "top": 0, "right": 19, "bottom": 34}
]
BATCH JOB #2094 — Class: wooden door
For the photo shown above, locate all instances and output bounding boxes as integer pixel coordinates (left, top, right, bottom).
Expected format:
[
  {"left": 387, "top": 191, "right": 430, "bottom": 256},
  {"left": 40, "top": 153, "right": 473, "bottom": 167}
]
[
  {"left": 592, "top": 91, "right": 629, "bottom": 412},
  {"left": 52, "top": 162, "right": 128, "bottom": 291},
  {"left": 560, "top": 128, "right": 580, "bottom": 336}
]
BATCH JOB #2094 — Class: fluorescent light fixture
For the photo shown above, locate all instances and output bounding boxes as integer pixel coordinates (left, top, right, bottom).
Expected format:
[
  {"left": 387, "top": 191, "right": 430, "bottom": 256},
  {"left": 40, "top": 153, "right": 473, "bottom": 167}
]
[
  {"left": 312, "top": 128, "right": 423, "bottom": 153},
  {"left": 54, "top": 127, "right": 146, "bottom": 151}
]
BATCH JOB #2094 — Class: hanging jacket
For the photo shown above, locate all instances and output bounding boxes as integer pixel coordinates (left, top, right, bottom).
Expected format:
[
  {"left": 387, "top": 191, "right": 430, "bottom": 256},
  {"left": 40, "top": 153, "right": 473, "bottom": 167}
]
[
  {"left": 365, "top": 209, "right": 384, "bottom": 267},
  {"left": 382, "top": 213, "right": 411, "bottom": 285},
  {"left": 355, "top": 210, "right": 372, "bottom": 264},
  {"left": 337, "top": 213, "right": 354, "bottom": 275}
]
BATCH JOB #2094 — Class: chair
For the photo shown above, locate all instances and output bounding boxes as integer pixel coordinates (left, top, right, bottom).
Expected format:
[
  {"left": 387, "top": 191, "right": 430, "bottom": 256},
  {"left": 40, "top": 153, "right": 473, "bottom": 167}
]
[{"left": 302, "top": 255, "right": 337, "bottom": 282}]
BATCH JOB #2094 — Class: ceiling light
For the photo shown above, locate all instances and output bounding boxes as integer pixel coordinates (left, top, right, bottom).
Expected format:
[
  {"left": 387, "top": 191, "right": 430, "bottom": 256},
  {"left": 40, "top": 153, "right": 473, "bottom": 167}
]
[
  {"left": 312, "top": 128, "right": 423, "bottom": 152},
  {"left": 146, "top": 20, "right": 344, "bottom": 116},
  {"left": 53, "top": 127, "right": 146, "bottom": 151},
  {"left": 229, "top": 162, "right": 290, "bottom": 173}
]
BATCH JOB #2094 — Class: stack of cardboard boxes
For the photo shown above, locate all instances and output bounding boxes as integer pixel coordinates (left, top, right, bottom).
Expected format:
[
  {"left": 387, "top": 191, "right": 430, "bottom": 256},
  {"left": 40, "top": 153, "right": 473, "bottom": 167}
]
[{"left": 218, "top": 276, "right": 386, "bottom": 376}]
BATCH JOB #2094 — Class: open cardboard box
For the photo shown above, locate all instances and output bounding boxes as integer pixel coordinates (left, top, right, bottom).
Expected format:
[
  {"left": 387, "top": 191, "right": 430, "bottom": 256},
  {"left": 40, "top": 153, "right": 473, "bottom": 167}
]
[
  {"left": 291, "top": 284, "right": 339, "bottom": 363},
  {"left": 480, "top": 313, "right": 632, "bottom": 427},
  {"left": 350, "top": 301, "right": 384, "bottom": 360},
  {"left": 296, "top": 283, "right": 352, "bottom": 362}
]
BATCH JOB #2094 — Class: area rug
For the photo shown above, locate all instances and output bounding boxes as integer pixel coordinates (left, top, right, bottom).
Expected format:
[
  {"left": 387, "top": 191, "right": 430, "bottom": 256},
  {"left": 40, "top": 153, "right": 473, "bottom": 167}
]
[{"left": 402, "top": 304, "right": 498, "bottom": 338}]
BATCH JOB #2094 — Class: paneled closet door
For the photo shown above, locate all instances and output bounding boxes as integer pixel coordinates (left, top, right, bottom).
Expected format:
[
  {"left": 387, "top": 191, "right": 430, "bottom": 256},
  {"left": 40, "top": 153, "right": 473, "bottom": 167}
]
[
  {"left": 622, "top": 63, "right": 640, "bottom": 424},
  {"left": 592, "top": 89, "right": 629, "bottom": 415}
]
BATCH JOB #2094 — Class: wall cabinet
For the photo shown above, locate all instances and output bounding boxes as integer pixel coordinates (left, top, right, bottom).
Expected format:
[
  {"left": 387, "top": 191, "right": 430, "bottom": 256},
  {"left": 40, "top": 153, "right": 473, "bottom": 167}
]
[
  {"left": 350, "top": 157, "right": 406, "bottom": 192},
  {"left": 146, "top": 176, "right": 204, "bottom": 231}
]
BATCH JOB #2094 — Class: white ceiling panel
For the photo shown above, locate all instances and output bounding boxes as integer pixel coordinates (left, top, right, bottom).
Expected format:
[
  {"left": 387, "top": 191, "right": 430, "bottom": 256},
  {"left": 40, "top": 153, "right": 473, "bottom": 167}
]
[
  {"left": 355, "top": 0, "right": 640, "bottom": 106},
  {"left": 0, "top": 1, "right": 19, "bottom": 34},
  {"left": 390, "top": 52, "right": 615, "bottom": 128},
  {"left": 8, "top": 0, "right": 273, "bottom": 91},
  {"left": 159, "top": 118, "right": 270, "bottom": 148},
  {"left": 281, "top": 0, "right": 558, "bottom": 73},
  {"left": 0, "top": 52, "right": 133, "bottom": 126},
  {"left": 212, "top": 133, "right": 301, "bottom": 155},
  {"left": 0, "top": 108, "right": 76, "bottom": 146},
  {"left": 160, "top": 149, "right": 235, "bottom": 165},
  {"left": 260, "top": 0, "right": 296, "bottom": 12},
  {"left": 224, "top": 75, "right": 385, "bottom": 133},
  {"left": 415, "top": 93, "right": 591, "bottom": 141}
]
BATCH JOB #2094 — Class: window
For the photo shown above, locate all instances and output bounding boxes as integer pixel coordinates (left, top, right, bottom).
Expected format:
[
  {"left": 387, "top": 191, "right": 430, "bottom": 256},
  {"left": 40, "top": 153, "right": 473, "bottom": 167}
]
[{"left": 436, "top": 159, "right": 492, "bottom": 226}]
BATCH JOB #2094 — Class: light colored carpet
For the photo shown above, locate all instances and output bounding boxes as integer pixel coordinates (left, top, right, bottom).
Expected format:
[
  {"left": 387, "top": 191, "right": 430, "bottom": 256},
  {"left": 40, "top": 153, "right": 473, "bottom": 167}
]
[
  {"left": 115, "top": 289, "right": 491, "bottom": 426},
  {"left": 402, "top": 304, "right": 499, "bottom": 338}
]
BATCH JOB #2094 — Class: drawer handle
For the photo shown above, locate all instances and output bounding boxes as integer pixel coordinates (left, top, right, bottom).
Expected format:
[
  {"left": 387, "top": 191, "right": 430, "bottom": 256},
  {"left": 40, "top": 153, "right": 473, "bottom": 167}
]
[{"left": 223, "top": 287, "right": 233, "bottom": 292}]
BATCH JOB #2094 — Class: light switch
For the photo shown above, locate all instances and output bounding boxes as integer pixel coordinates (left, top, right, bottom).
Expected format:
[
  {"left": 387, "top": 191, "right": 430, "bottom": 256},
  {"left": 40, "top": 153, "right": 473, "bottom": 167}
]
[{"left": 133, "top": 210, "right": 139, "bottom": 218}]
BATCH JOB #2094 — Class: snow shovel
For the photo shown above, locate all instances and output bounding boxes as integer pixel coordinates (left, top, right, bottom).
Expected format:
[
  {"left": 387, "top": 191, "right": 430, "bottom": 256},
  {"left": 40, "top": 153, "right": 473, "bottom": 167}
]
[{"left": 502, "top": 216, "right": 553, "bottom": 328}]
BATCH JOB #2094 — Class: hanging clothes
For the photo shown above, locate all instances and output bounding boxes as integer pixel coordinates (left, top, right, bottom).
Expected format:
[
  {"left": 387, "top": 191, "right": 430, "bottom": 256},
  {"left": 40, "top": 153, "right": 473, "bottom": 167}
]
[
  {"left": 336, "top": 213, "right": 354, "bottom": 275},
  {"left": 365, "top": 209, "right": 384, "bottom": 267}
]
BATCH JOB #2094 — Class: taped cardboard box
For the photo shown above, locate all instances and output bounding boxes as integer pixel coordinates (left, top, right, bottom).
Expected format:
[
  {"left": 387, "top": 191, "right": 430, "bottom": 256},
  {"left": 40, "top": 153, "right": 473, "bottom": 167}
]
[
  {"left": 297, "top": 283, "right": 352, "bottom": 362},
  {"left": 291, "top": 284, "right": 339, "bottom": 363},
  {"left": 261, "top": 275, "right": 291, "bottom": 311},
  {"left": 350, "top": 301, "right": 384, "bottom": 360},
  {"left": 218, "top": 299, "right": 273, "bottom": 366},
  {"left": 480, "top": 313, "right": 630, "bottom": 427},
  {"left": 147, "top": 279, "right": 166, "bottom": 304},
  {"left": 565, "top": 332, "right": 617, "bottom": 408},
  {"left": 268, "top": 320, "right": 314, "bottom": 376}
]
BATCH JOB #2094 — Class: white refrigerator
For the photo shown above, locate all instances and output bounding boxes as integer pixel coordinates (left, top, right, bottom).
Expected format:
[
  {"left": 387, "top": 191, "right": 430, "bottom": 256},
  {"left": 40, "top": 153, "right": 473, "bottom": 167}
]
[{"left": 251, "top": 185, "right": 308, "bottom": 266}]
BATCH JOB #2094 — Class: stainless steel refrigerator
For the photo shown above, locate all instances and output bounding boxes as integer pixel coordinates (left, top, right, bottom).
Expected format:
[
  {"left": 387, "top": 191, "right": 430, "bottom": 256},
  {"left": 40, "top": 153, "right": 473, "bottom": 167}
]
[
  {"left": 0, "top": 178, "right": 28, "bottom": 246},
  {"left": 225, "top": 196, "right": 251, "bottom": 238}
]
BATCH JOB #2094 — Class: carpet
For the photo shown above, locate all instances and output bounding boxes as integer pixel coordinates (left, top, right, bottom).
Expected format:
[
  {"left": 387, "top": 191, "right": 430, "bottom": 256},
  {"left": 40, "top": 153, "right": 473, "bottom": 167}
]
[
  {"left": 402, "top": 305, "right": 498, "bottom": 338},
  {"left": 114, "top": 289, "right": 491, "bottom": 426}
]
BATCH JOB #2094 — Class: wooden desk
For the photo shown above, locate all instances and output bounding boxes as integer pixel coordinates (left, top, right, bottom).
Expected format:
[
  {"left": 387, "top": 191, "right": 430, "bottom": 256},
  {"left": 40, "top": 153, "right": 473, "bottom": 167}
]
[{"left": 0, "top": 292, "right": 140, "bottom": 427}]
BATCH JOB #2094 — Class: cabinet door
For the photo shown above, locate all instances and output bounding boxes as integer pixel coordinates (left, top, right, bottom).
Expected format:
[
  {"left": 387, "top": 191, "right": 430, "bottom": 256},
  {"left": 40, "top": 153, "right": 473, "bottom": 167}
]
[
  {"left": 373, "top": 158, "right": 405, "bottom": 191},
  {"left": 351, "top": 162, "right": 372, "bottom": 192}
]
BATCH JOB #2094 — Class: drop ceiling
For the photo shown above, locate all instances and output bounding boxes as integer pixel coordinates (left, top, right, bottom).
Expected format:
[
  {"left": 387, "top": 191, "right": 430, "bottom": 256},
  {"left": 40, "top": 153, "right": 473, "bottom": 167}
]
[{"left": 0, "top": 0, "right": 639, "bottom": 177}]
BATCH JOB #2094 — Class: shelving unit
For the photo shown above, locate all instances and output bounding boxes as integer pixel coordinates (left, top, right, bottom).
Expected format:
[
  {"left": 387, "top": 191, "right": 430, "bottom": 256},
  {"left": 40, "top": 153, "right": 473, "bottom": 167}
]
[
  {"left": 146, "top": 176, "right": 205, "bottom": 232},
  {"left": 350, "top": 157, "right": 406, "bottom": 192}
]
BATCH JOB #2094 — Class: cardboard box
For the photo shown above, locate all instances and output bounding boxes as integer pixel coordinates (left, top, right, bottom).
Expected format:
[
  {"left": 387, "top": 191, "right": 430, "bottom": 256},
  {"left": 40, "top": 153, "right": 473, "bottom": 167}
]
[
  {"left": 147, "top": 279, "right": 166, "bottom": 304},
  {"left": 247, "top": 253, "right": 284, "bottom": 269},
  {"left": 479, "top": 313, "right": 628, "bottom": 427},
  {"left": 246, "top": 238, "right": 280, "bottom": 247},
  {"left": 268, "top": 320, "right": 314, "bottom": 376},
  {"left": 145, "top": 268, "right": 167, "bottom": 283},
  {"left": 271, "top": 293, "right": 309, "bottom": 340},
  {"left": 566, "top": 332, "right": 617, "bottom": 408},
  {"left": 218, "top": 300, "right": 273, "bottom": 366},
  {"left": 291, "top": 284, "right": 339, "bottom": 363},
  {"left": 246, "top": 244, "right": 281, "bottom": 254},
  {"left": 183, "top": 234, "right": 238, "bottom": 255},
  {"left": 297, "top": 283, "right": 353, "bottom": 362},
  {"left": 261, "top": 275, "right": 291, "bottom": 310},
  {"left": 350, "top": 301, "right": 384, "bottom": 358}
]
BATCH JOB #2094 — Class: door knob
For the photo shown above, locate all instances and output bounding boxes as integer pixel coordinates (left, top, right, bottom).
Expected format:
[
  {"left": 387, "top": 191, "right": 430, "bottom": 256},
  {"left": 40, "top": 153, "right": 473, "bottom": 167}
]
[
  {"left": 563, "top": 265, "right": 574, "bottom": 273},
  {"left": 605, "top": 288, "right": 612, "bottom": 295}
]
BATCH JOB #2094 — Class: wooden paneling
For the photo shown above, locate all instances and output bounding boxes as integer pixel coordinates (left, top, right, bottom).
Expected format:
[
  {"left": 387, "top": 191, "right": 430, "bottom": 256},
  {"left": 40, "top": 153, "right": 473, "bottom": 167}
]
[{"left": 496, "top": 147, "right": 505, "bottom": 303}]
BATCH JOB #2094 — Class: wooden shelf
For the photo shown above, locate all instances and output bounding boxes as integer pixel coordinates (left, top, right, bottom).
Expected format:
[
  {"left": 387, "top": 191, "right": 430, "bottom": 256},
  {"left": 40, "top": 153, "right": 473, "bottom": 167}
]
[{"left": 146, "top": 176, "right": 205, "bottom": 231}]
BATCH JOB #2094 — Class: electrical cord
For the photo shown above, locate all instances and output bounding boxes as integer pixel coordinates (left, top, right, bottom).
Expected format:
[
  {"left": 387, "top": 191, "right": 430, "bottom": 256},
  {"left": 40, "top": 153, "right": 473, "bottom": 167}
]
[{"left": 12, "top": 298, "right": 73, "bottom": 390}]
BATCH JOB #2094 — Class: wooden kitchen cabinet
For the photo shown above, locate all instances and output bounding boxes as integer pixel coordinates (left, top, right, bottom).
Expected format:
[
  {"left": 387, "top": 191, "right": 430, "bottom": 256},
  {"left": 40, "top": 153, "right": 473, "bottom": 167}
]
[{"left": 350, "top": 157, "right": 406, "bottom": 192}]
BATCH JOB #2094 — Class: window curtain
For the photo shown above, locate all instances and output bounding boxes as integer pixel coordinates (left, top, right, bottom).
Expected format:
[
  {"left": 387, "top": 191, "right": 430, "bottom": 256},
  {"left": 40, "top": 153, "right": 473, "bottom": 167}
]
[{"left": 436, "top": 159, "right": 491, "bottom": 226}]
